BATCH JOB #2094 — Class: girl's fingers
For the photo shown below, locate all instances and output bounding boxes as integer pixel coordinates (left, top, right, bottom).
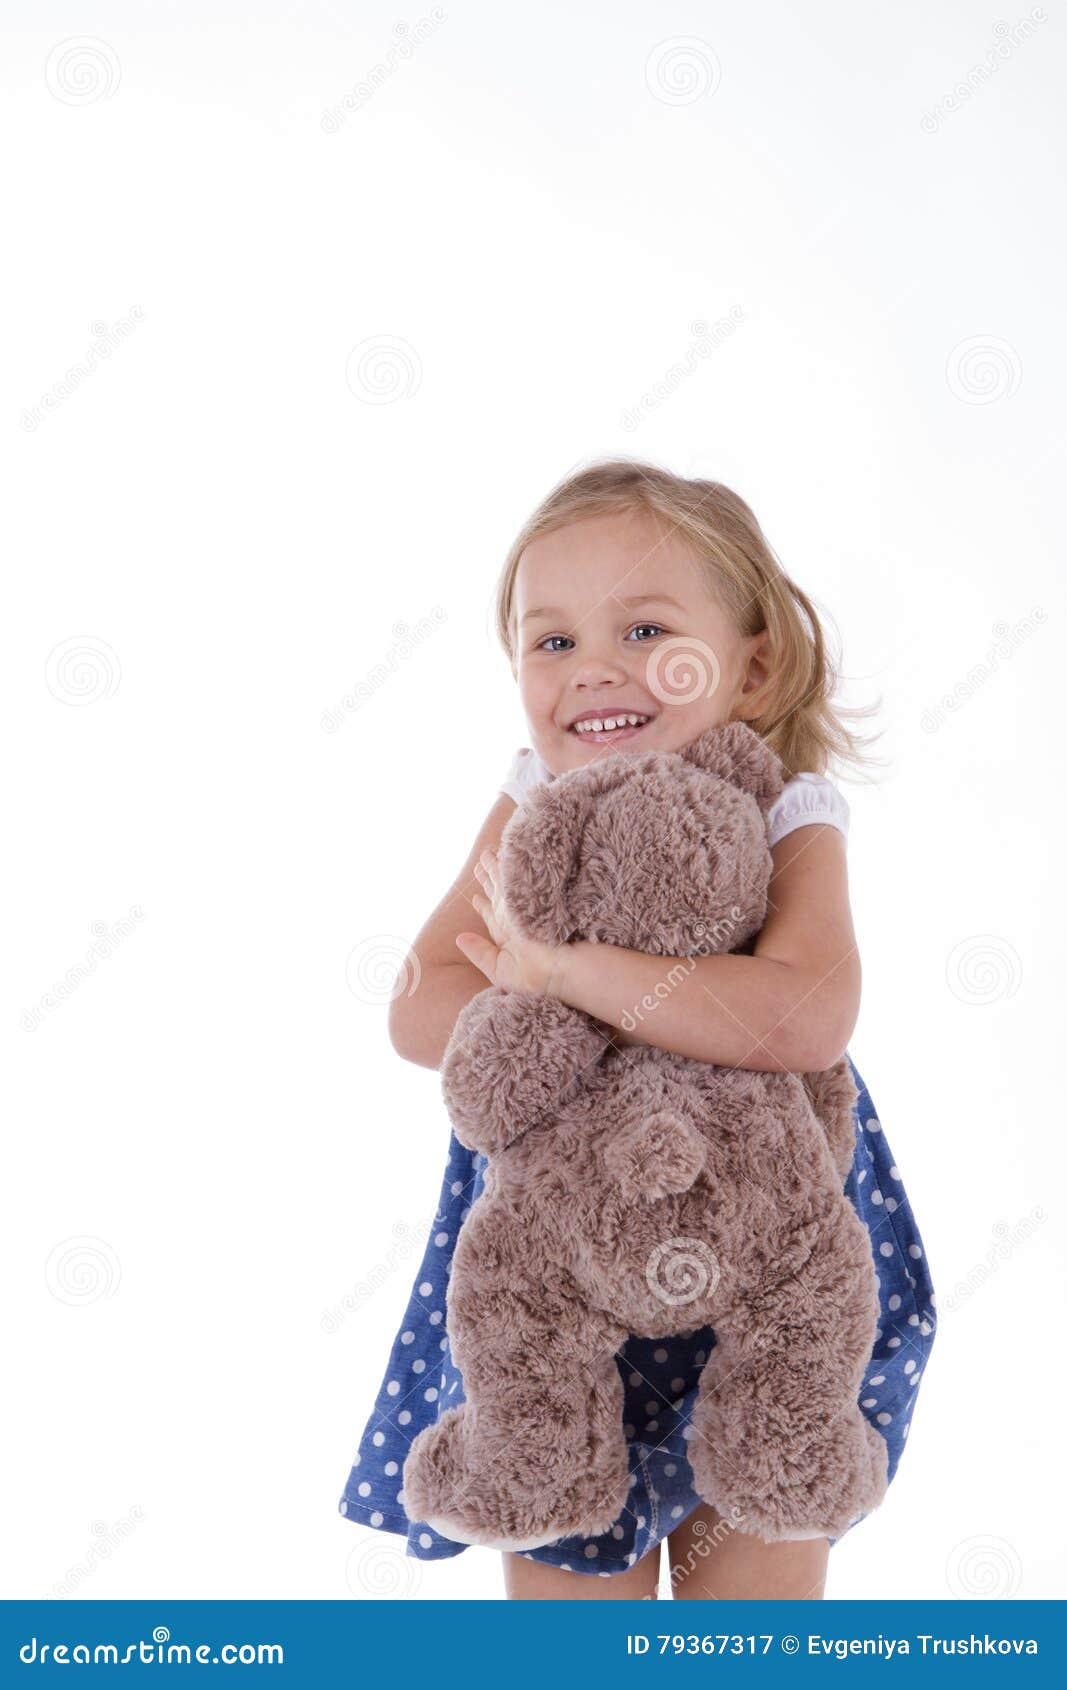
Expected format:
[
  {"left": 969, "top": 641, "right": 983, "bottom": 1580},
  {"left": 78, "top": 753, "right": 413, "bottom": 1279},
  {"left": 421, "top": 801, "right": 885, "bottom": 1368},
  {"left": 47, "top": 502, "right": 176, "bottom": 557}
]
[
  {"left": 478, "top": 850, "right": 497, "bottom": 887},
  {"left": 471, "top": 892, "right": 502, "bottom": 945}
]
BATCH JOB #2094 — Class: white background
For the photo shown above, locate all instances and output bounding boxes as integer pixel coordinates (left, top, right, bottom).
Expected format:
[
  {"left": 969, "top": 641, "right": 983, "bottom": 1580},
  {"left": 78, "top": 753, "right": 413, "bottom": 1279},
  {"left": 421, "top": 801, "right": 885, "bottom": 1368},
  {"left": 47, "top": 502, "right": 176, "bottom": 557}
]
[{"left": 3, "top": 0, "right": 1064, "bottom": 1602}]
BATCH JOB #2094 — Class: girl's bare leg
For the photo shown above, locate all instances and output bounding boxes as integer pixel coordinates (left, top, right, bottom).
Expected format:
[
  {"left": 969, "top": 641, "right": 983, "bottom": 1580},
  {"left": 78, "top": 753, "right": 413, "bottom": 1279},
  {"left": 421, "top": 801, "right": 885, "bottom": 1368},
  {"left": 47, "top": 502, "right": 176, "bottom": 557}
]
[
  {"left": 665, "top": 1503, "right": 829, "bottom": 1600},
  {"left": 503, "top": 1542, "right": 661, "bottom": 1600}
]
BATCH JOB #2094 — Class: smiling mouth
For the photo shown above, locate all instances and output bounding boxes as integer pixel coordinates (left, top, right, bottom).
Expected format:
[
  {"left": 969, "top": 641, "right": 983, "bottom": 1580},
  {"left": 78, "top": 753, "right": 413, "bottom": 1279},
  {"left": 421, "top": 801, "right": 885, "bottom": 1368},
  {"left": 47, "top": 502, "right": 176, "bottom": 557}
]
[{"left": 567, "top": 712, "right": 653, "bottom": 744}]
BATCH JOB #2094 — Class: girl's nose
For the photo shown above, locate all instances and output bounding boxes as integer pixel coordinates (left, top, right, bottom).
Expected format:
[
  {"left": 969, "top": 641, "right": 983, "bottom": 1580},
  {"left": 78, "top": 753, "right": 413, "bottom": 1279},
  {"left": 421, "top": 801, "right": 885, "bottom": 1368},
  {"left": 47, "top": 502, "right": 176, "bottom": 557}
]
[{"left": 569, "top": 649, "right": 630, "bottom": 686}]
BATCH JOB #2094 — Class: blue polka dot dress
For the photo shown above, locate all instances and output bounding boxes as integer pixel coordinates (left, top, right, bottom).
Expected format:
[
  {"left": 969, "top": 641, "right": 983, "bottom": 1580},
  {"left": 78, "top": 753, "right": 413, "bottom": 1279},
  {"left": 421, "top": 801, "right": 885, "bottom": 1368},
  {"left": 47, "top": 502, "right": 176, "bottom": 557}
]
[{"left": 337, "top": 1053, "right": 936, "bottom": 1574}]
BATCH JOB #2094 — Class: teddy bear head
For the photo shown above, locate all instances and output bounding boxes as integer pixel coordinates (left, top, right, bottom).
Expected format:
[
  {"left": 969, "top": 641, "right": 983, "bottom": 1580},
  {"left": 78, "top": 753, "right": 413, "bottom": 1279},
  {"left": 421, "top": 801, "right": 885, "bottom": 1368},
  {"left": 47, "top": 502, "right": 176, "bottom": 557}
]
[{"left": 497, "top": 720, "right": 784, "bottom": 959}]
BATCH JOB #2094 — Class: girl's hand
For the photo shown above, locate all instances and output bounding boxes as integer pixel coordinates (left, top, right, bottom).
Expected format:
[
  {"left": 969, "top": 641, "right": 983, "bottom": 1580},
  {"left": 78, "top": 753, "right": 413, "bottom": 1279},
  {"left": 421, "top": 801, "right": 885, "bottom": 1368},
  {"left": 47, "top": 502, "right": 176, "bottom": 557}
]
[{"left": 456, "top": 848, "right": 565, "bottom": 997}]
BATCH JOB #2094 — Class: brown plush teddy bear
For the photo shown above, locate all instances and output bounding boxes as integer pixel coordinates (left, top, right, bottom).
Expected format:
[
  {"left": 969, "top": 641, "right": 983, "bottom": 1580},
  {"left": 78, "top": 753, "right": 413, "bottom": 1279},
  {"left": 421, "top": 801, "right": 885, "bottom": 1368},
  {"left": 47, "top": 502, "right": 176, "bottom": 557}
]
[{"left": 402, "top": 720, "right": 889, "bottom": 1552}]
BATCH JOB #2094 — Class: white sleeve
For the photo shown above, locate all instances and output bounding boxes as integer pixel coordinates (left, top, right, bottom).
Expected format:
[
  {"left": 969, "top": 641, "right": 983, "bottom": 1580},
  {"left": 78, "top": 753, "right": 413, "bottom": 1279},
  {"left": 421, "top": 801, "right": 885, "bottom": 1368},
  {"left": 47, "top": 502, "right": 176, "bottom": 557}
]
[
  {"left": 766, "top": 772, "right": 850, "bottom": 849},
  {"left": 500, "top": 747, "right": 552, "bottom": 808}
]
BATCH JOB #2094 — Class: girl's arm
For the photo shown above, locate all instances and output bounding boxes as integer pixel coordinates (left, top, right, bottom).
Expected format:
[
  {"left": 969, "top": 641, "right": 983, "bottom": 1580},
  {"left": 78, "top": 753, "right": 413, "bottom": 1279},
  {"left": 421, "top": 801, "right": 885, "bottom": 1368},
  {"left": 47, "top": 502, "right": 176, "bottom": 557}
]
[
  {"left": 550, "top": 824, "right": 861, "bottom": 1073},
  {"left": 387, "top": 794, "right": 517, "bottom": 1070}
]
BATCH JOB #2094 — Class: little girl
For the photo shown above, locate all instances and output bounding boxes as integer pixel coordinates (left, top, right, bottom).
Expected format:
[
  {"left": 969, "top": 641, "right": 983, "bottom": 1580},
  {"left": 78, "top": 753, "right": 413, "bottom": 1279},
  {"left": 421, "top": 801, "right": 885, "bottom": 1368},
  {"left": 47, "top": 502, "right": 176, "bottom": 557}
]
[{"left": 338, "top": 459, "right": 936, "bottom": 1600}]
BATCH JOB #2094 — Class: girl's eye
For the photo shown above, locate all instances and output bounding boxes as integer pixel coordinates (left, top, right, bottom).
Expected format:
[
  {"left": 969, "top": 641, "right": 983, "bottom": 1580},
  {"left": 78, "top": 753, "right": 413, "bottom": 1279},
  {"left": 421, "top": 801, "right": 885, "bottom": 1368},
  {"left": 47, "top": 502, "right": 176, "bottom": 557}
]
[{"left": 536, "top": 623, "right": 666, "bottom": 654}]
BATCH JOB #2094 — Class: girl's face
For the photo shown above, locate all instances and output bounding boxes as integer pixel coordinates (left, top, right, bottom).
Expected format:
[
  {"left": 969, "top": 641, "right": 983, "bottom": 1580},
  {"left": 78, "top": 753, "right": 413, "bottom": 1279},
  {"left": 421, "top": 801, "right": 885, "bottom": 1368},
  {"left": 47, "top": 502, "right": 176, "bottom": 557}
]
[{"left": 513, "top": 507, "right": 771, "bottom": 778}]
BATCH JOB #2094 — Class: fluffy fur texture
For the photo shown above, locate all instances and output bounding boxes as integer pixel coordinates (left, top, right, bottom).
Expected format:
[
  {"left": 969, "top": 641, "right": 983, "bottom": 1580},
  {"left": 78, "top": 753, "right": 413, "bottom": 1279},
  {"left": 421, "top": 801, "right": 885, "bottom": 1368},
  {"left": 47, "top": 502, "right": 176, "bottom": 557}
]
[{"left": 402, "top": 721, "right": 888, "bottom": 1552}]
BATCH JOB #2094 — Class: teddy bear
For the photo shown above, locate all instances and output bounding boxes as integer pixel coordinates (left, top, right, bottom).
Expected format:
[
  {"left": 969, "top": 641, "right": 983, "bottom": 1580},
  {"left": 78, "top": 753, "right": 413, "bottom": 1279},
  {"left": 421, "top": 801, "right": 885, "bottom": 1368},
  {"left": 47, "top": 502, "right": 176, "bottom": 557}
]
[{"left": 402, "top": 720, "right": 889, "bottom": 1553}]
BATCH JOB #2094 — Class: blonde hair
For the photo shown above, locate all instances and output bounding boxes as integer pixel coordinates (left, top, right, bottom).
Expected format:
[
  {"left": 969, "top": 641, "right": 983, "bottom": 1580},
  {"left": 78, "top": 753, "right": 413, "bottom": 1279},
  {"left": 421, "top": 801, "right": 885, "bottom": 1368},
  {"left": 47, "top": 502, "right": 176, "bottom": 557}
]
[{"left": 493, "top": 457, "right": 883, "bottom": 783}]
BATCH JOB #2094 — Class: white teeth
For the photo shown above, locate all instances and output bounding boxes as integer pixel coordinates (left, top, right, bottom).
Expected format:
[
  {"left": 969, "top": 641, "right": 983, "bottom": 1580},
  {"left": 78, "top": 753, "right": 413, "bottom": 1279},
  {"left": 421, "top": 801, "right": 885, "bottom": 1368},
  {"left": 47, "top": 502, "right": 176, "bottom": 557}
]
[{"left": 572, "top": 713, "right": 649, "bottom": 734}]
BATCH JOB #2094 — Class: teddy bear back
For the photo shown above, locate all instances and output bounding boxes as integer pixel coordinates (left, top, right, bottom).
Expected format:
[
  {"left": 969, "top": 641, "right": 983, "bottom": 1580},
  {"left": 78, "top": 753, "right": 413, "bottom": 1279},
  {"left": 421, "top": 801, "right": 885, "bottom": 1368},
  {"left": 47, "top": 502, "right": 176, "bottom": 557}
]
[{"left": 498, "top": 721, "right": 785, "bottom": 959}]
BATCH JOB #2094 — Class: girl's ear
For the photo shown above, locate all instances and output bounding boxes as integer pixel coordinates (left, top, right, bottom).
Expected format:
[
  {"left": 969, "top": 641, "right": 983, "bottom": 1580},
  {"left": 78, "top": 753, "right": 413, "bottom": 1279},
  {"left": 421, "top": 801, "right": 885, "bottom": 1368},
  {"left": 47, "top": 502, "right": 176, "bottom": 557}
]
[
  {"left": 677, "top": 719, "right": 784, "bottom": 813},
  {"left": 733, "top": 627, "right": 774, "bottom": 721}
]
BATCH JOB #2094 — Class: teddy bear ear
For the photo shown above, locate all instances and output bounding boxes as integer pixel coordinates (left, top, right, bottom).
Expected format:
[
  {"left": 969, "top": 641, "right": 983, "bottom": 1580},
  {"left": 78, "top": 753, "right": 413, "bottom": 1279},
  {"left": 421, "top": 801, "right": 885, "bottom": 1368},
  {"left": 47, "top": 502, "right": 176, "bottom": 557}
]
[
  {"left": 677, "top": 720, "right": 785, "bottom": 813},
  {"left": 496, "top": 775, "right": 596, "bottom": 946}
]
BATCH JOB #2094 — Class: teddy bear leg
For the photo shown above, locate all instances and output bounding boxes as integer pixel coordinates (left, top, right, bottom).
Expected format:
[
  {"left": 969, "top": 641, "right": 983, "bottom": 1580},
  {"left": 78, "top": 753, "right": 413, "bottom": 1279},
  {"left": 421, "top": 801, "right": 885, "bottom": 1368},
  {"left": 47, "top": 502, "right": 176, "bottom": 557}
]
[
  {"left": 685, "top": 1194, "right": 889, "bottom": 1544},
  {"left": 402, "top": 1274, "right": 633, "bottom": 1553}
]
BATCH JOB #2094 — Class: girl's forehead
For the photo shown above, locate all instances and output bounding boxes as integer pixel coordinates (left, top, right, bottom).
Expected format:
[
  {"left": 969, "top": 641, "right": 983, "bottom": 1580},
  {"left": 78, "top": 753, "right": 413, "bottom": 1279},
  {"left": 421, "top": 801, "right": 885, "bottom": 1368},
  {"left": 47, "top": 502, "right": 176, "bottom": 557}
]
[
  {"left": 519, "top": 506, "right": 664, "bottom": 567},
  {"left": 515, "top": 523, "right": 710, "bottom": 616}
]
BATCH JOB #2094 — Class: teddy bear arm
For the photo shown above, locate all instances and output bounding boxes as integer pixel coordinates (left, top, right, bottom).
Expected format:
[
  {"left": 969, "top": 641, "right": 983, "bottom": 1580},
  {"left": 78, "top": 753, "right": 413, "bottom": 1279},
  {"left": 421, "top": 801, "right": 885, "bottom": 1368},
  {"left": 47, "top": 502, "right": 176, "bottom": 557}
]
[{"left": 441, "top": 986, "right": 611, "bottom": 1156}]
